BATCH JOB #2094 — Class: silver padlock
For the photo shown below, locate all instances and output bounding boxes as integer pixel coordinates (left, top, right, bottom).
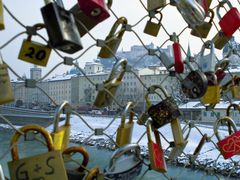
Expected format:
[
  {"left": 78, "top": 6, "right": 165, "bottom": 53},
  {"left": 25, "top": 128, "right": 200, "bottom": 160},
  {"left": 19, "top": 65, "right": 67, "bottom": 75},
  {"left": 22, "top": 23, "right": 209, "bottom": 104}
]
[
  {"left": 175, "top": 0, "right": 205, "bottom": 27},
  {"left": 104, "top": 144, "right": 143, "bottom": 180},
  {"left": 157, "top": 48, "right": 174, "bottom": 70},
  {"left": 198, "top": 41, "right": 216, "bottom": 73}
]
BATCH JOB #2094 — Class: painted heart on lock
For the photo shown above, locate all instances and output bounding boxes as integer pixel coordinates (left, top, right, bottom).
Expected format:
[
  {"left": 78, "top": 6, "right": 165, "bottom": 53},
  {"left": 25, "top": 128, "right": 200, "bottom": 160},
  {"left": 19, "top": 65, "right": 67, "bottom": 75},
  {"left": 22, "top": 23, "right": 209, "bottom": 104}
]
[{"left": 221, "top": 135, "right": 240, "bottom": 156}]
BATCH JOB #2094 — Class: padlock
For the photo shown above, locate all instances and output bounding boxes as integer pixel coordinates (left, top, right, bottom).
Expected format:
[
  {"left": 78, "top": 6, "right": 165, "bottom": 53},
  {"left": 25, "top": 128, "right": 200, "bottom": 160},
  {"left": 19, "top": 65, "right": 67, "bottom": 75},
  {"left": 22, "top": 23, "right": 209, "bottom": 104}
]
[
  {"left": 226, "top": 104, "right": 240, "bottom": 136},
  {"left": 196, "top": 0, "right": 212, "bottom": 14},
  {"left": 215, "top": 68, "right": 226, "bottom": 84},
  {"left": 41, "top": 1, "right": 83, "bottom": 54},
  {"left": 0, "top": 0, "right": 4, "bottom": 30},
  {"left": 217, "top": 0, "right": 240, "bottom": 37},
  {"left": 172, "top": 40, "right": 184, "bottom": 74},
  {"left": 190, "top": 133, "right": 208, "bottom": 163},
  {"left": 147, "top": 0, "right": 166, "bottom": 11},
  {"left": 214, "top": 116, "right": 240, "bottom": 159},
  {"left": 157, "top": 48, "right": 174, "bottom": 70},
  {"left": 98, "top": 17, "right": 127, "bottom": 58},
  {"left": 231, "top": 76, "right": 240, "bottom": 99},
  {"left": 191, "top": 9, "right": 214, "bottom": 38},
  {"left": 147, "top": 122, "right": 167, "bottom": 172},
  {"left": 70, "top": 0, "right": 112, "bottom": 37},
  {"left": 137, "top": 110, "right": 149, "bottom": 125},
  {"left": 198, "top": 41, "right": 216, "bottom": 72},
  {"left": 94, "top": 59, "right": 127, "bottom": 107},
  {"left": 8, "top": 124, "right": 68, "bottom": 180},
  {"left": 85, "top": 167, "right": 104, "bottom": 180},
  {"left": 0, "top": 53, "right": 14, "bottom": 105},
  {"left": 104, "top": 144, "right": 143, "bottom": 179},
  {"left": 146, "top": 85, "right": 182, "bottom": 129},
  {"left": 77, "top": 0, "right": 110, "bottom": 22},
  {"left": 168, "top": 118, "right": 188, "bottom": 160},
  {"left": 175, "top": 0, "right": 205, "bottom": 27},
  {"left": 201, "top": 72, "right": 220, "bottom": 105},
  {"left": 51, "top": 101, "right": 72, "bottom": 151},
  {"left": 143, "top": 11, "right": 162, "bottom": 37},
  {"left": 18, "top": 25, "right": 51, "bottom": 67},
  {"left": 62, "top": 146, "right": 89, "bottom": 180},
  {"left": 215, "top": 58, "right": 229, "bottom": 72},
  {"left": 212, "top": 30, "right": 231, "bottom": 50},
  {"left": 0, "top": 164, "right": 4, "bottom": 180},
  {"left": 116, "top": 102, "right": 134, "bottom": 147}
]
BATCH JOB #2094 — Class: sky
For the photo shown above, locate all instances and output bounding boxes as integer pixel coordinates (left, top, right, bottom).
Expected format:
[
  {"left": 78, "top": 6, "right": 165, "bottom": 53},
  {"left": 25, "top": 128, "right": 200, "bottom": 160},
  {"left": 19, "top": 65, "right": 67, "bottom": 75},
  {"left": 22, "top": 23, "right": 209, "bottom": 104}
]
[{"left": 1, "top": 0, "right": 240, "bottom": 79}]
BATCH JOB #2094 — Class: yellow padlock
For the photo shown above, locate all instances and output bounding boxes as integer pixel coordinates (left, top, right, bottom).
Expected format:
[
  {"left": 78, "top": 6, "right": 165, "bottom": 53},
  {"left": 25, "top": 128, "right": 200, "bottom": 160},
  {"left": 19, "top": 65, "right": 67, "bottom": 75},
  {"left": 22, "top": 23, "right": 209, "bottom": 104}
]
[
  {"left": 212, "top": 30, "right": 231, "bottom": 50},
  {"left": 98, "top": 17, "right": 127, "bottom": 58},
  {"left": 18, "top": 24, "right": 51, "bottom": 67},
  {"left": 143, "top": 11, "right": 162, "bottom": 37},
  {"left": 8, "top": 124, "right": 68, "bottom": 180},
  {"left": 94, "top": 59, "right": 127, "bottom": 107},
  {"left": 0, "top": 0, "right": 4, "bottom": 30},
  {"left": 116, "top": 102, "right": 134, "bottom": 147},
  {"left": 191, "top": 9, "right": 214, "bottom": 38},
  {"left": 51, "top": 101, "right": 72, "bottom": 151},
  {"left": 0, "top": 53, "right": 14, "bottom": 105},
  {"left": 168, "top": 118, "right": 188, "bottom": 160},
  {"left": 147, "top": 0, "right": 166, "bottom": 11}
]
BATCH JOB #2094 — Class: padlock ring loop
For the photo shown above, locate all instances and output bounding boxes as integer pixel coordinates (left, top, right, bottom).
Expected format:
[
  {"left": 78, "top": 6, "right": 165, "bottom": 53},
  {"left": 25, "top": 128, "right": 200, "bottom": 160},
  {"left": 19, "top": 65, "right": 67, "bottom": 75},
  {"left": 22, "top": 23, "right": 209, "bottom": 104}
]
[
  {"left": 107, "top": 58, "right": 127, "bottom": 82},
  {"left": 108, "top": 17, "right": 128, "bottom": 39},
  {"left": 107, "top": 0, "right": 112, "bottom": 9},
  {"left": 53, "top": 101, "right": 72, "bottom": 132},
  {"left": 226, "top": 103, "right": 240, "bottom": 117},
  {"left": 107, "top": 144, "right": 142, "bottom": 172},
  {"left": 85, "top": 167, "right": 100, "bottom": 180},
  {"left": 200, "top": 40, "right": 215, "bottom": 57},
  {"left": 208, "top": 9, "right": 214, "bottom": 23},
  {"left": 121, "top": 101, "right": 134, "bottom": 124},
  {"left": 62, "top": 146, "right": 89, "bottom": 172},
  {"left": 216, "top": 0, "right": 233, "bottom": 20},
  {"left": 214, "top": 116, "right": 237, "bottom": 141},
  {"left": 10, "top": 124, "right": 54, "bottom": 161}
]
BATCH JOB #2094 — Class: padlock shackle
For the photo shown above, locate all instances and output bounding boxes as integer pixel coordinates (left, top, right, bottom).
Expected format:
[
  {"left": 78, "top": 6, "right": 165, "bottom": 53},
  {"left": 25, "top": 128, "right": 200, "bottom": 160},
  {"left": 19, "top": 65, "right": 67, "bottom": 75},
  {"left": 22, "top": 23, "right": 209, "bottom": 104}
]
[
  {"left": 107, "top": 17, "right": 127, "bottom": 39},
  {"left": 214, "top": 116, "right": 238, "bottom": 141},
  {"left": 226, "top": 103, "right": 240, "bottom": 117},
  {"left": 216, "top": 0, "right": 233, "bottom": 20},
  {"left": 107, "top": 0, "right": 113, "bottom": 8},
  {"left": 85, "top": 167, "right": 100, "bottom": 180},
  {"left": 208, "top": 9, "right": 214, "bottom": 23},
  {"left": 200, "top": 40, "right": 215, "bottom": 58},
  {"left": 146, "top": 122, "right": 161, "bottom": 143},
  {"left": 108, "top": 144, "right": 141, "bottom": 172},
  {"left": 53, "top": 101, "right": 72, "bottom": 132},
  {"left": 121, "top": 101, "right": 134, "bottom": 125},
  {"left": 145, "top": 85, "right": 169, "bottom": 107},
  {"left": 44, "top": 0, "right": 53, "bottom": 5},
  {"left": 63, "top": 146, "right": 89, "bottom": 172},
  {"left": 193, "top": 133, "right": 207, "bottom": 156},
  {"left": 27, "top": 23, "right": 46, "bottom": 41},
  {"left": 10, "top": 124, "right": 54, "bottom": 161},
  {"left": 107, "top": 58, "right": 127, "bottom": 82}
]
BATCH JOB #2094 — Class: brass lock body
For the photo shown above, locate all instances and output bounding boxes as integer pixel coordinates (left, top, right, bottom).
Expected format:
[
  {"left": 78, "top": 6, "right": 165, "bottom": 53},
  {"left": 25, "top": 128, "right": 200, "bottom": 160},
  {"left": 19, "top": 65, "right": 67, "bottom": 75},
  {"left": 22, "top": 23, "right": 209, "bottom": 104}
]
[
  {"left": 147, "top": 0, "right": 166, "bottom": 11},
  {"left": 212, "top": 30, "right": 231, "bottom": 50},
  {"left": 0, "top": 0, "right": 4, "bottom": 30},
  {"left": 116, "top": 102, "right": 134, "bottom": 147},
  {"left": 143, "top": 11, "right": 162, "bottom": 37},
  {"left": 98, "top": 17, "right": 127, "bottom": 58}
]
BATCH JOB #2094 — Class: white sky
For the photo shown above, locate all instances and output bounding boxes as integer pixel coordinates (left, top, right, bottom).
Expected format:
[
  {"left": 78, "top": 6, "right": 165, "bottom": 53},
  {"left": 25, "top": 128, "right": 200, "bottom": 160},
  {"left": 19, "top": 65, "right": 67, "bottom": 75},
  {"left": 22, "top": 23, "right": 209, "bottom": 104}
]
[{"left": 1, "top": 0, "right": 240, "bottom": 79}]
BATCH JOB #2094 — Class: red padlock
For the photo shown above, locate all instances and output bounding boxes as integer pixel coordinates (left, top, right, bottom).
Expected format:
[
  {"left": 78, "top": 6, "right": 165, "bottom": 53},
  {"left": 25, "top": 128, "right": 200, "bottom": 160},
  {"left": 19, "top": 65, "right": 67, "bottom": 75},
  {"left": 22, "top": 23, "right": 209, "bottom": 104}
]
[
  {"left": 214, "top": 116, "right": 240, "bottom": 159},
  {"left": 173, "top": 42, "right": 184, "bottom": 74},
  {"left": 147, "top": 122, "right": 167, "bottom": 172},
  {"left": 217, "top": 1, "right": 240, "bottom": 37},
  {"left": 78, "top": 0, "right": 111, "bottom": 22}
]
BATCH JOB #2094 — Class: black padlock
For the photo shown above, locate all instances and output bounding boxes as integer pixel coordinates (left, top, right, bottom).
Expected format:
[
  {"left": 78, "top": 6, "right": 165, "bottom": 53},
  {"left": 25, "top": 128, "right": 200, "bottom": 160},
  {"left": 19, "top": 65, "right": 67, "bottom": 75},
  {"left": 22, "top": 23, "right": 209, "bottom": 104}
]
[{"left": 41, "top": 2, "right": 83, "bottom": 54}]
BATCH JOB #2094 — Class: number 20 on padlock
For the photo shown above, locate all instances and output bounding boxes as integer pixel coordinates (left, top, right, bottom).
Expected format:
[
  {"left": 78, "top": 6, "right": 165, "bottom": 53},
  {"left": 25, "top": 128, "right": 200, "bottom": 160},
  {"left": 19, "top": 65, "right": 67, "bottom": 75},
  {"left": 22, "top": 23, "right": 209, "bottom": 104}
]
[{"left": 18, "top": 30, "right": 51, "bottom": 66}]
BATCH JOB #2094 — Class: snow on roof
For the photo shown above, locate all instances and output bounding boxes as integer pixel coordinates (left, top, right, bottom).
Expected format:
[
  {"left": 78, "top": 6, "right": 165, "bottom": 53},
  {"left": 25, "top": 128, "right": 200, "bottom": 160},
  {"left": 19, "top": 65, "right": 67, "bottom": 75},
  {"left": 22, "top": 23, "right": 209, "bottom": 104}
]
[{"left": 48, "top": 74, "right": 77, "bottom": 82}]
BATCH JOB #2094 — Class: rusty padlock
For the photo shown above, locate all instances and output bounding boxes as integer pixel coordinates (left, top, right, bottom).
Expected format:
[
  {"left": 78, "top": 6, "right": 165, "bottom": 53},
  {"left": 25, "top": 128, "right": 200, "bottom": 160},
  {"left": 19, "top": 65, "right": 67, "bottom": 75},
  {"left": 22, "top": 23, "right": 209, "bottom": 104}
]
[
  {"left": 168, "top": 119, "right": 188, "bottom": 160},
  {"left": 77, "top": 0, "right": 110, "bottom": 22},
  {"left": 189, "top": 134, "right": 208, "bottom": 163},
  {"left": 98, "top": 17, "right": 127, "bottom": 58},
  {"left": 198, "top": 41, "right": 216, "bottom": 73},
  {"left": 143, "top": 11, "right": 162, "bottom": 37},
  {"left": 0, "top": 0, "right": 4, "bottom": 30},
  {"left": 191, "top": 9, "right": 214, "bottom": 38},
  {"left": 214, "top": 116, "right": 240, "bottom": 159},
  {"left": 94, "top": 59, "right": 127, "bottom": 107},
  {"left": 218, "top": 0, "right": 240, "bottom": 38},
  {"left": 62, "top": 146, "right": 89, "bottom": 180},
  {"left": 146, "top": 85, "right": 182, "bottom": 129},
  {"left": 0, "top": 53, "right": 14, "bottom": 105},
  {"left": 175, "top": 0, "right": 205, "bottom": 27},
  {"left": 51, "top": 101, "right": 72, "bottom": 151},
  {"left": 147, "top": 0, "right": 166, "bottom": 11},
  {"left": 104, "top": 144, "right": 143, "bottom": 179},
  {"left": 18, "top": 24, "right": 51, "bottom": 67},
  {"left": 41, "top": 0, "right": 83, "bottom": 54},
  {"left": 171, "top": 33, "right": 184, "bottom": 74},
  {"left": 201, "top": 72, "right": 220, "bottom": 105},
  {"left": 116, "top": 102, "right": 134, "bottom": 147},
  {"left": 147, "top": 122, "right": 167, "bottom": 172},
  {"left": 70, "top": 0, "right": 112, "bottom": 37},
  {"left": 8, "top": 124, "right": 68, "bottom": 180}
]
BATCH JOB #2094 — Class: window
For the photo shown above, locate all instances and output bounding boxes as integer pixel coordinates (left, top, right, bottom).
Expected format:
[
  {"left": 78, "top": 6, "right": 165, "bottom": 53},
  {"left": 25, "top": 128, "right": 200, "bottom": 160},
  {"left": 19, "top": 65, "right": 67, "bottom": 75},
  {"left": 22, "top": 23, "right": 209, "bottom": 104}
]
[
  {"left": 204, "top": 112, "right": 207, "bottom": 116},
  {"left": 211, "top": 112, "right": 214, "bottom": 117}
]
